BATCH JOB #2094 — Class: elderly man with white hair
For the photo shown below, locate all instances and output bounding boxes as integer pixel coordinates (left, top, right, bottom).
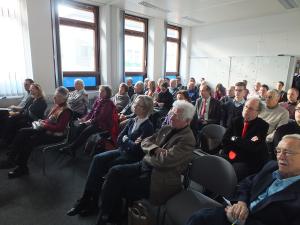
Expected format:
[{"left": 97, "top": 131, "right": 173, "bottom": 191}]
[
  {"left": 259, "top": 89, "right": 289, "bottom": 143},
  {"left": 186, "top": 134, "right": 300, "bottom": 225},
  {"left": 94, "top": 100, "right": 196, "bottom": 225}
]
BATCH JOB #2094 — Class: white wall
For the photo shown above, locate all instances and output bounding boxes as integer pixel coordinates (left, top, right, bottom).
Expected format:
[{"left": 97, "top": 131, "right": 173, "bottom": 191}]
[{"left": 27, "top": 0, "right": 55, "bottom": 95}]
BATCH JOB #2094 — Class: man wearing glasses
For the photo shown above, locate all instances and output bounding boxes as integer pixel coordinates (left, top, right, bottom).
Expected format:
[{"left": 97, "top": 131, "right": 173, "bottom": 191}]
[
  {"left": 186, "top": 134, "right": 300, "bottom": 225},
  {"left": 221, "top": 82, "right": 246, "bottom": 128},
  {"left": 221, "top": 97, "right": 269, "bottom": 181}
]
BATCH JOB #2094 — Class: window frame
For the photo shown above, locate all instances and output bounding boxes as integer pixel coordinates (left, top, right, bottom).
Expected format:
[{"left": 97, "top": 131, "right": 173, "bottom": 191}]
[
  {"left": 124, "top": 14, "right": 148, "bottom": 82},
  {"left": 165, "top": 24, "right": 182, "bottom": 77},
  {"left": 52, "top": 0, "right": 100, "bottom": 91}
]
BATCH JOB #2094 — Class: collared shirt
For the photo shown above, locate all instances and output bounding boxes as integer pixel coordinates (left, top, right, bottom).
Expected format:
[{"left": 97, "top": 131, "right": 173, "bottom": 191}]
[
  {"left": 233, "top": 98, "right": 245, "bottom": 107},
  {"left": 250, "top": 170, "right": 300, "bottom": 211},
  {"left": 132, "top": 116, "right": 149, "bottom": 132}
]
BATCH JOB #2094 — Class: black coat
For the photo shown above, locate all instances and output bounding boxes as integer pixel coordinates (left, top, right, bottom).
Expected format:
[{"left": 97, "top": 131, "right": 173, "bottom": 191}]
[
  {"left": 233, "top": 161, "right": 300, "bottom": 225},
  {"left": 222, "top": 116, "right": 269, "bottom": 169},
  {"left": 195, "top": 97, "right": 221, "bottom": 124}
]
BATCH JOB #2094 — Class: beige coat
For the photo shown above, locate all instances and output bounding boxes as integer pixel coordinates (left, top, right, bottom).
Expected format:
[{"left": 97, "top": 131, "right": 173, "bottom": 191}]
[{"left": 141, "top": 125, "right": 196, "bottom": 205}]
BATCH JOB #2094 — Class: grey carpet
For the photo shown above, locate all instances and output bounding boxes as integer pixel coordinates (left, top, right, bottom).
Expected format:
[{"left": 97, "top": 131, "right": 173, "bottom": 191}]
[{"left": 0, "top": 147, "right": 98, "bottom": 225}]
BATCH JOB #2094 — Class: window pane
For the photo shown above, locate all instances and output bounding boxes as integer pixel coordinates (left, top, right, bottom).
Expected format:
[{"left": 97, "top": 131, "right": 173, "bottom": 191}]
[
  {"left": 166, "top": 42, "right": 178, "bottom": 72},
  {"left": 58, "top": 4, "right": 94, "bottom": 23},
  {"left": 167, "top": 28, "right": 179, "bottom": 39},
  {"left": 59, "top": 25, "right": 95, "bottom": 71},
  {"left": 125, "top": 35, "right": 144, "bottom": 72},
  {"left": 124, "top": 75, "right": 144, "bottom": 84},
  {"left": 125, "top": 19, "right": 145, "bottom": 32},
  {"left": 63, "top": 76, "right": 96, "bottom": 88}
]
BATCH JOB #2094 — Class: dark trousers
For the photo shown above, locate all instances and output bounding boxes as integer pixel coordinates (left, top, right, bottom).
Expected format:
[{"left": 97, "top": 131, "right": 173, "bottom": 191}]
[
  {"left": 84, "top": 149, "right": 141, "bottom": 194},
  {"left": 100, "top": 161, "right": 152, "bottom": 218},
  {"left": 69, "top": 123, "right": 103, "bottom": 150},
  {"left": 186, "top": 207, "right": 230, "bottom": 225},
  {"left": 10, "top": 127, "right": 64, "bottom": 167}
]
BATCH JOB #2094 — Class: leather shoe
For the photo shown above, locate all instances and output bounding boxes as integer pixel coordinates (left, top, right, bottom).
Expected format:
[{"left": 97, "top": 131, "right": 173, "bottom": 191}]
[
  {"left": 8, "top": 166, "right": 29, "bottom": 179},
  {"left": 67, "top": 198, "right": 91, "bottom": 216}
]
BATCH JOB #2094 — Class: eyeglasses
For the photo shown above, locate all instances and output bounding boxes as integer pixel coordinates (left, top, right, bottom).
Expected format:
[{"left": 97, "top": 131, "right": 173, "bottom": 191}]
[
  {"left": 295, "top": 107, "right": 300, "bottom": 113},
  {"left": 266, "top": 95, "right": 274, "bottom": 99},
  {"left": 169, "top": 111, "right": 183, "bottom": 120},
  {"left": 274, "top": 147, "right": 300, "bottom": 157},
  {"left": 235, "top": 89, "right": 244, "bottom": 92}
]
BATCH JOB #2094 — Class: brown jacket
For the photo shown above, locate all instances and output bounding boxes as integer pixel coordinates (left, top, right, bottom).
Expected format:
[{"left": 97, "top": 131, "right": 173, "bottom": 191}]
[{"left": 141, "top": 125, "right": 196, "bottom": 205}]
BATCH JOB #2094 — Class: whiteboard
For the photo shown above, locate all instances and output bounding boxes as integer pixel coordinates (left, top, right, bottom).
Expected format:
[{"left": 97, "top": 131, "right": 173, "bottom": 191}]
[
  {"left": 229, "top": 56, "right": 292, "bottom": 90},
  {"left": 190, "top": 57, "right": 230, "bottom": 88}
]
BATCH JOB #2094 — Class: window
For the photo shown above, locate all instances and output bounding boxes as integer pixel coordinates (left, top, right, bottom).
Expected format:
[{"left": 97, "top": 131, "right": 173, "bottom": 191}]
[
  {"left": 53, "top": 0, "right": 99, "bottom": 90},
  {"left": 124, "top": 14, "right": 148, "bottom": 84},
  {"left": 165, "top": 24, "right": 181, "bottom": 79},
  {"left": 0, "top": 0, "right": 32, "bottom": 96}
]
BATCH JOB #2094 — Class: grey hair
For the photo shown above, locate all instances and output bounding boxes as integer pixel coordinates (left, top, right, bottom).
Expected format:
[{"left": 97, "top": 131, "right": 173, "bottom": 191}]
[
  {"left": 135, "top": 95, "right": 153, "bottom": 116},
  {"left": 268, "top": 89, "right": 280, "bottom": 99},
  {"left": 281, "top": 134, "right": 300, "bottom": 143},
  {"left": 246, "top": 97, "right": 265, "bottom": 113},
  {"left": 55, "top": 86, "right": 69, "bottom": 101},
  {"left": 172, "top": 100, "right": 195, "bottom": 120},
  {"left": 135, "top": 81, "right": 144, "bottom": 90},
  {"left": 74, "top": 79, "right": 84, "bottom": 87}
]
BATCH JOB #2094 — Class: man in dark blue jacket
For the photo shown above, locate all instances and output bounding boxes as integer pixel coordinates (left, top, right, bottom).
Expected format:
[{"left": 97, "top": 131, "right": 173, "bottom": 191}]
[{"left": 186, "top": 134, "right": 300, "bottom": 225}]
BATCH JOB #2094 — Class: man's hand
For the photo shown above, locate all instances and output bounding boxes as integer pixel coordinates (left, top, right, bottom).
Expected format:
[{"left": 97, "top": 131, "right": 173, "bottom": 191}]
[
  {"left": 135, "top": 136, "right": 142, "bottom": 144},
  {"left": 251, "top": 136, "right": 259, "bottom": 142},
  {"left": 225, "top": 201, "right": 249, "bottom": 224}
]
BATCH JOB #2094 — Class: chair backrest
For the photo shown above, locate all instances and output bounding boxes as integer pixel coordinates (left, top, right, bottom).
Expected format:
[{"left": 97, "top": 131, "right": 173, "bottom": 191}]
[
  {"left": 189, "top": 155, "right": 237, "bottom": 198},
  {"left": 200, "top": 124, "right": 226, "bottom": 153}
]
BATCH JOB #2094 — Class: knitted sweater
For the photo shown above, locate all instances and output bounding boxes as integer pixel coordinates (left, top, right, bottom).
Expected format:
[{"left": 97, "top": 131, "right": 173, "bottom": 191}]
[{"left": 258, "top": 105, "right": 289, "bottom": 142}]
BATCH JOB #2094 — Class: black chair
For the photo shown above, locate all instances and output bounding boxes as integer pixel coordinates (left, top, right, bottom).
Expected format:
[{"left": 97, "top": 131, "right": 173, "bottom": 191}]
[
  {"left": 164, "top": 155, "right": 237, "bottom": 225},
  {"left": 198, "top": 124, "right": 226, "bottom": 154}
]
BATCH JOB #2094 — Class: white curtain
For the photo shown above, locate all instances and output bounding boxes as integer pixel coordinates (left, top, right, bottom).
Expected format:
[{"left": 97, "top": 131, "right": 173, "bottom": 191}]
[{"left": 0, "top": 0, "right": 33, "bottom": 97}]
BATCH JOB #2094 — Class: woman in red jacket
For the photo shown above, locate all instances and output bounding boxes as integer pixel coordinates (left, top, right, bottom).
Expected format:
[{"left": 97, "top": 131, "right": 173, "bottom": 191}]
[{"left": 0, "top": 86, "right": 72, "bottom": 178}]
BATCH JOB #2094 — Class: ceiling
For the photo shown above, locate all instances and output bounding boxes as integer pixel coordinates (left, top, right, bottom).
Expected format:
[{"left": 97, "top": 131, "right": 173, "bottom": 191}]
[{"left": 91, "top": 0, "right": 300, "bottom": 26}]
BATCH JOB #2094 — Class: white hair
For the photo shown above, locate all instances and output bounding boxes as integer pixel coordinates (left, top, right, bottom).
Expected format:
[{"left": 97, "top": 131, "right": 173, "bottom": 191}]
[
  {"left": 74, "top": 79, "right": 84, "bottom": 87},
  {"left": 281, "top": 134, "right": 300, "bottom": 143},
  {"left": 172, "top": 100, "right": 195, "bottom": 120}
]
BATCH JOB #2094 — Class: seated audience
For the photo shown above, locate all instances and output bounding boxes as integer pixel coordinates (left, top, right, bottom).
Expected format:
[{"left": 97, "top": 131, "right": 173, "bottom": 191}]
[
  {"left": 119, "top": 81, "right": 144, "bottom": 121},
  {"left": 66, "top": 95, "right": 154, "bottom": 217},
  {"left": 0, "top": 83, "right": 47, "bottom": 146},
  {"left": 126, "top": 78, "right": 134, "bottom": 98},
  {"left": 279, "top": 88, "right": 299, "bottom": 120},
  {"left": 221, "top": 98, "right": 269, "bottom": 181},
  {"left": 259, "top": 89, "right": 289, "bottom": 143},
  {"left": 168, "top": 79, "right": 179, "bottom": 100},
  {"left": 220, "top": 86, "right": 235, "bottom": 104},
  {"left": 156, "top": 78, "right": 164, "bottom": 93},
  {"left": 276, "top": 81, "right": 287, "bottom": 102},
  {"left": 7, "top": 78, "right": 34, "bottom": 112},
  {"left": 154, "top": 81, "right": 174, "bottom": 112},
  {"left": 273, "top": 102, "right": 300, "bottom": 151},
  {"left": 195, "top": 84, "right": 221, "bottom": 129},
  {"left": 242, "top": 79, "right": 250, "bottom": 99},
  {"left": 143, "top": 78, "right": 149, "bottom": 93},
  {"left": 0, "top": 87, "right": 72, "bottom": 177},
  {"left": 176, "top": 76, "right": 186, "bottom": 90},
  {"left": 61, "top": 85, "right": 117, "bottom": 155},
  {"left": 258, "top": 84, "right": 269, "bottom": 101},
  {"left": 187, "top": 81, "right": 199, "bottom": 105},
  {"left": 186, "top": 134, "right": 300, "bottom": 225},
  {"left": 221, "top": 82, "right": 246, "bottom": 128},
  {"left": 67, "top": 79, "right": 88, "bottom": 118},
  {"left": 145, "top": 80, "right": 158, "bottom": 100},
  {"left": 214, "top": 83, "right": 226, "bottom": 100},
  {"left": 90, "top": 100, "right": 196, "bottom": 224},
  {"left": 248, "top": 81, "right": 261, "bottom": 98},
  {"left": 111, "top": 83, "right": 130, "bottom": 113}
]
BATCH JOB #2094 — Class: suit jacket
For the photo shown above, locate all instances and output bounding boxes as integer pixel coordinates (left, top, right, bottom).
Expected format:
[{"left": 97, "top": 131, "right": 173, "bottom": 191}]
[
  {"left": 222, "top": 116, "right": 269, "bottom": 169},
  {"left": 195, "top": 97, "right": 221, "bottom": 124},
  {"left": 273, "top": 121, "right": 300, "bottom": 149},
  {"left": 234, "top": 161, "right": 300, "bottom": 225},
  {"left": 141, "top": 125, "right": 196, "bottom": 205},
  {"left": 117, "top": 118, "right": 154, "bottom": 160},
  {"left": 221, "top": 100, "right": 244, "bottom": 128}
]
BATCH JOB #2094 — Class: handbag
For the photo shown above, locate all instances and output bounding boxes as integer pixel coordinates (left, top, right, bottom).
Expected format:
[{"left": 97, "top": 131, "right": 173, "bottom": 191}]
[{"left": 128, "top": 201, "right": 151, "bottom": 225}]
